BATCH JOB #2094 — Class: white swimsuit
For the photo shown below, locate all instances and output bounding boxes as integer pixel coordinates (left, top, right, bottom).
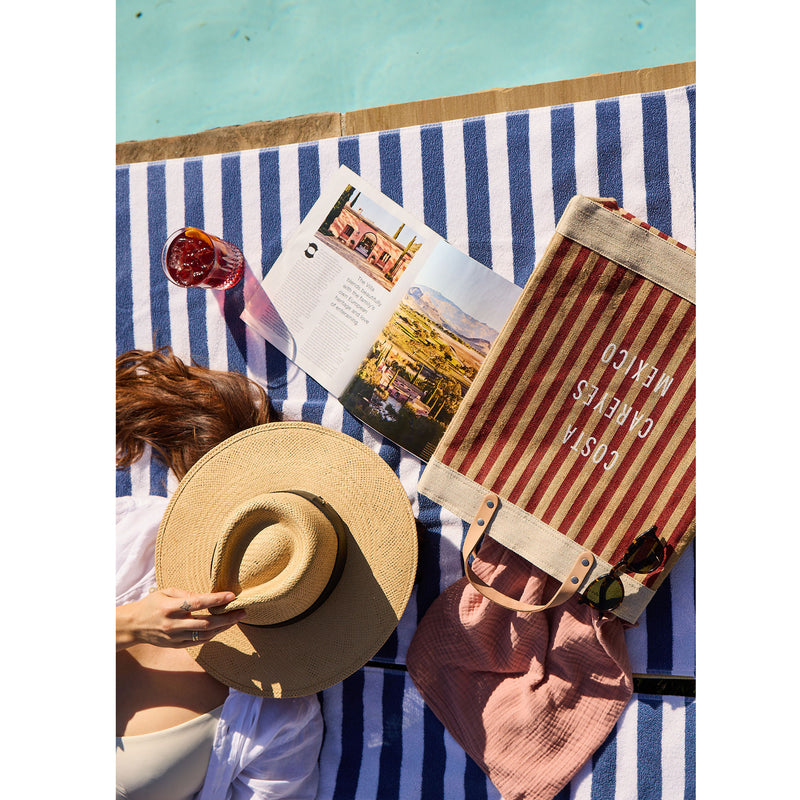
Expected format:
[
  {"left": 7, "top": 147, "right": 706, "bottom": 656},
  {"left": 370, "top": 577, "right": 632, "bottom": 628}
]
[{"left": 116, "top": 705, "right": 223, "bottom": 800}]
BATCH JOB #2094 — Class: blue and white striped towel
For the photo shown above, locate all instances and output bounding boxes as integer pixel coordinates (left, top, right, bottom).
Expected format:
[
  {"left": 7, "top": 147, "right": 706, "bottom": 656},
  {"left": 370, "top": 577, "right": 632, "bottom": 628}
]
[{"left": 117, "top": 83, "right": 696, "bottom": 799}]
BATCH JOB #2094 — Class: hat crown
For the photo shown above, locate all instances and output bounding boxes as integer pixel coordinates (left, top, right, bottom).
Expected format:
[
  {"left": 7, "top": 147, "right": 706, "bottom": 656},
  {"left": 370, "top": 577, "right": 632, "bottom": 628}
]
[{"left": 210, "top": 492, "right": 339, "bottom": 626}]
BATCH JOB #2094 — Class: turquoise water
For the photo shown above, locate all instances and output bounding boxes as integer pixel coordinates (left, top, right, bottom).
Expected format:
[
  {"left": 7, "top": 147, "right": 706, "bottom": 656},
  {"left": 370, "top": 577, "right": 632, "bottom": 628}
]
[{"left": 116, "top": 0, "right": 695, "bottom": 143}]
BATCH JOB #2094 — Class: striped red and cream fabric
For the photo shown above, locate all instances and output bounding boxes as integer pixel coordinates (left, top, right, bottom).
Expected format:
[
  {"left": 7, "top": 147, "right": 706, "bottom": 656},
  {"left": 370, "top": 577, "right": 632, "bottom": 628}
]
[{"left": 419, "top": 195, "right": 695, "bottom": 622}]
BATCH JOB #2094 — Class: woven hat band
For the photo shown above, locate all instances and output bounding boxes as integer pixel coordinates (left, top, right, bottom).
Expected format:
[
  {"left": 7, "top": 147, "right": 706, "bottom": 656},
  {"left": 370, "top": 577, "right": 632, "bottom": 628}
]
[{"left": 209, "top": 491, "right": 346, "bottom": 626}]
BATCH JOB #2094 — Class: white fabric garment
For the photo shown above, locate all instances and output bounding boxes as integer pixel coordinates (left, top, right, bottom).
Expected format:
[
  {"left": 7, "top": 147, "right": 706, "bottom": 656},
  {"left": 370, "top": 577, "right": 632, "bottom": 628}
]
[{"left": 116, "top": 494, "right": 323, "bottom": 800}]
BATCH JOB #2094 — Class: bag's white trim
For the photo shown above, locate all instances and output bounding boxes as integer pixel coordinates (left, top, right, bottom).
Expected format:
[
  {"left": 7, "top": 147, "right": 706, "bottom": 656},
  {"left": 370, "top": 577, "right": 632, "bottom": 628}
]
[
  {"left": 557, "top": 196, "right": 696, "bottom": 304},
  {"left": 418, "top": 458, "right": 654, "bottom": 623}
]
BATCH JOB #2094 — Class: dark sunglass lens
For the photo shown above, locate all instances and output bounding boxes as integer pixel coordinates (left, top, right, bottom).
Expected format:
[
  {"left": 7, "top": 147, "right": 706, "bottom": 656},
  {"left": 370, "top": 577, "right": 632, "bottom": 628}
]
[
  {"left": 583, "top": 574, "right": 624, "bottom": 611},
  {"left": 623, "top": 527, "right": 665, "bottom": 573}
]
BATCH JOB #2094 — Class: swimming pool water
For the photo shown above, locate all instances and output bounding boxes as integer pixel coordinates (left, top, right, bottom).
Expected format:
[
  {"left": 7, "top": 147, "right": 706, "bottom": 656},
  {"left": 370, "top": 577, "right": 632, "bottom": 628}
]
[{"left": 116, "top": 0, "right": 695, "bottom": 143}]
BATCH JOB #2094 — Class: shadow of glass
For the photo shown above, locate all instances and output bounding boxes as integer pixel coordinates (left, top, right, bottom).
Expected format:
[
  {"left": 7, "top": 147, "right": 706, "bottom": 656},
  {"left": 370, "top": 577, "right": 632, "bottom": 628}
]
[{"left": 209, "top": 259, "right": 303, "bottom": 389}]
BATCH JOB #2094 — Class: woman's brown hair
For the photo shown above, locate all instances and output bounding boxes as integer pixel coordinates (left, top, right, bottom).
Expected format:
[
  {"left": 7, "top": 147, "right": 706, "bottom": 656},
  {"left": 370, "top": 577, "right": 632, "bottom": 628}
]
[{"left": 116, "top": 347, "right": 273, "bottom": 481}]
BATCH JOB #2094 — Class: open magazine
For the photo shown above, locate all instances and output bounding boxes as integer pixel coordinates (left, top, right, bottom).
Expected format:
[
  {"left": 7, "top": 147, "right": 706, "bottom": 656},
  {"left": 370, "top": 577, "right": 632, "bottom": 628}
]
[{"left": 241, "top": 165, "right": 522, "bottom": 461}]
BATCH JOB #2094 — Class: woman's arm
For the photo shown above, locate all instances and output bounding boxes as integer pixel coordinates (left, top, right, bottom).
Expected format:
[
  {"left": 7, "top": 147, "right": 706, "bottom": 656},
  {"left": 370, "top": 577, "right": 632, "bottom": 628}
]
[{"left": 116, "top": 587, "right": 246, "bottom": 650}]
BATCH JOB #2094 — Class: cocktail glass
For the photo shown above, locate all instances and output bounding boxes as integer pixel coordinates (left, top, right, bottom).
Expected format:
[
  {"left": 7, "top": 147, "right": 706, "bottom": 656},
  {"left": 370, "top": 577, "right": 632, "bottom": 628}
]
[{"left": 161, "top": 227, "right": 245, "bottom": 290}]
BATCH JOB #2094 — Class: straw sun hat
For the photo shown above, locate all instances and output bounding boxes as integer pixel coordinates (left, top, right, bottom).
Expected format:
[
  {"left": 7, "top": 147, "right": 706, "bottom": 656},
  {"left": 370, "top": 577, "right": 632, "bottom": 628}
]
[{"left": 155, "top": 421, "right": 418, "bottom": 698}]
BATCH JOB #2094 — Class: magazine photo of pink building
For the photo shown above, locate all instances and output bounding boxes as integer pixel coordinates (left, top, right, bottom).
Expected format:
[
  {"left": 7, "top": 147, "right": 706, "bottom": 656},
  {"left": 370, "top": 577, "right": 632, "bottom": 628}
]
[{"left": 316, "top": 185, "right": 424, "bottom": 291}]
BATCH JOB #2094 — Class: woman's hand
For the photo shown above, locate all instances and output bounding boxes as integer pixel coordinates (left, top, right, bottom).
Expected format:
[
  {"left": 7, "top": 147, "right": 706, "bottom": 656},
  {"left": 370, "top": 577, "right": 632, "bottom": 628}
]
[{"left": 116, "top": 588, "right": 246, "bottom": 651}]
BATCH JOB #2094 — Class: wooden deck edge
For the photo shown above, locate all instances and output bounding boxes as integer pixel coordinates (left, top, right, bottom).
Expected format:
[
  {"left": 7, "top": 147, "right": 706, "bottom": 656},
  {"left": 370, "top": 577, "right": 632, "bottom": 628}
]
[
  {"left": 116, "top": 113, "right": 343, "bottom": 165},
  {"left": 343, "top": 61, "right": 696, "bottom": 135}
]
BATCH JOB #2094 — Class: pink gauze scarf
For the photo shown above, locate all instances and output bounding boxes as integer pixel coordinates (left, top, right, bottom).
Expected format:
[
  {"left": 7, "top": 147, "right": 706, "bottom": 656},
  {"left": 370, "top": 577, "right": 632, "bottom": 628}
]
[{"left": 407, "top": 536, "right": 633, "bottom": 800}]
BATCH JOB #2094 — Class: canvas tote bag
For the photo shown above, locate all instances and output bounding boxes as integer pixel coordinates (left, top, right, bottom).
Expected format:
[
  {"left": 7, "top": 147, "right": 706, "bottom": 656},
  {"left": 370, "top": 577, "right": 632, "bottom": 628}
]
[{"left": 417, "top": 195, "right": 696, "bottom": 624}]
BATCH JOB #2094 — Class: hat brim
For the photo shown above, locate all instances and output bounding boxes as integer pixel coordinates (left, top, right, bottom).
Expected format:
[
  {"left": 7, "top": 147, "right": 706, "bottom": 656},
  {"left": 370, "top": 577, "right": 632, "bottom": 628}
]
[{"left": 155, "top": 422, "right": 418, "bottom": 697}]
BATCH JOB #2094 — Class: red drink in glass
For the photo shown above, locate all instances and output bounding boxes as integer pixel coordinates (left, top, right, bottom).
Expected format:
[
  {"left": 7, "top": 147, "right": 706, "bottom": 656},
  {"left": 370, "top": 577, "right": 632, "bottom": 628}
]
[{"left": 161, "top": 227, "right": 245, "bottom": 289}]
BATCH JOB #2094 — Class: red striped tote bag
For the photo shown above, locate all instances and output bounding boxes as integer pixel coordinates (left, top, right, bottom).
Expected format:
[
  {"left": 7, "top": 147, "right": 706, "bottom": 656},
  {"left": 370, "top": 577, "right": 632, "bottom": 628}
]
[{"left": 418, "top": 195, "right": 695, "bottom": 623}]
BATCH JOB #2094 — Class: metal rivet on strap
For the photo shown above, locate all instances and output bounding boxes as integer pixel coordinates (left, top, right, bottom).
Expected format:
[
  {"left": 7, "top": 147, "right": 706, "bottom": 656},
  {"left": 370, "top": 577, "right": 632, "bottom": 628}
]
[
  {"left": 486, "top": 500, "right": 494, "bottom": 509},
  {"left": 571, "top": 576, "right": 579, "bottom": 584},
  {"left": 477, "top": 519, "right": 485, "bottom": 526},
  {"left": 582, "top": 558, "right": 590, "bottom": 567}
]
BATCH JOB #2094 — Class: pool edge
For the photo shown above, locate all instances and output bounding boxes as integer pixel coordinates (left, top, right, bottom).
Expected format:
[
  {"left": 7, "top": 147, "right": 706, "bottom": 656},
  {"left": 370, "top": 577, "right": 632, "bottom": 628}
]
[{"left": 116, "top": 61, "right": 695, "bottom": 165}]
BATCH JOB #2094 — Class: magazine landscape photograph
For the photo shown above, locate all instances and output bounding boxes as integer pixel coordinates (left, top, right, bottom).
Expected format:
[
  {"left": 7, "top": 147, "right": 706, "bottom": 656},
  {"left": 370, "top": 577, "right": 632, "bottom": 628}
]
[
  {"left": 339, "top": 244, "right": 521, "bottom": 460},
  {"left": 241, "top": 165, "right": 521, "bottom": 461}
]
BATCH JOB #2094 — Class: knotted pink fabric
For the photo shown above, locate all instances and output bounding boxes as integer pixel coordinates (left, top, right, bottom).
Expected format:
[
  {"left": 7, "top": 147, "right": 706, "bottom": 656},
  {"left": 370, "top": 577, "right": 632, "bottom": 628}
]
[{"left": 407, "top": 537, "right": 633, "bottom": 800}]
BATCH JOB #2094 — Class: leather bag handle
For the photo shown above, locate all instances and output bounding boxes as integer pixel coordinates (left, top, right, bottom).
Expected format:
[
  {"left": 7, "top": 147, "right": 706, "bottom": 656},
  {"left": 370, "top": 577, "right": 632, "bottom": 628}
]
[{"left": 462, "top": 493, "right": 595, "bottom": 613}]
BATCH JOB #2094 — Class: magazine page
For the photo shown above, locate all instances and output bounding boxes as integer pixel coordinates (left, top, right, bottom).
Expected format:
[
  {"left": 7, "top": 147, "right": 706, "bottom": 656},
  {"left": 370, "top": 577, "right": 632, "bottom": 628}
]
[
  {"left": 241, "top": 165, "right": 440, "bottom": 397},
  {"left": 242, "top": 164, "right": 523, "bottom": 461},
  {"left": 338, "top": 244, "right": 522, "bottom": 461}
]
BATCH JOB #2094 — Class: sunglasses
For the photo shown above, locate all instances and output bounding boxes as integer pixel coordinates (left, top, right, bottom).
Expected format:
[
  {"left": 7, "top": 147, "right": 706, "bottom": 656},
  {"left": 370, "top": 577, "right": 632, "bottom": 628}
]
[{"left": 580, "top": 525, "right": 665, "bottom": 612}]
